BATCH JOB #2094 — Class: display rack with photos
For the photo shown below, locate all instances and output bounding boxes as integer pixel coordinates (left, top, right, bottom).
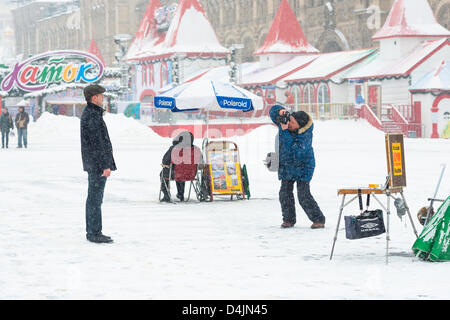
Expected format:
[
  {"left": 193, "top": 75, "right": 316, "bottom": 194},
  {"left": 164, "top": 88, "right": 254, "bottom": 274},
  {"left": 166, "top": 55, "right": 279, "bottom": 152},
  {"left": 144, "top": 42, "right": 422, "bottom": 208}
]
[{"left": 205, "top": 141, "right": 245, "bottom": 201}]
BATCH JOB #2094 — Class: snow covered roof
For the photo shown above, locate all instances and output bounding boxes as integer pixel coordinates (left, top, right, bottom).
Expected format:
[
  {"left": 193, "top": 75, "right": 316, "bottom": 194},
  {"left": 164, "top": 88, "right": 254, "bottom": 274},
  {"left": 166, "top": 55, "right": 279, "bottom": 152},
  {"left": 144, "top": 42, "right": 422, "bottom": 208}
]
[
  {"left": 346, "top": 38, "right": 449, "bottom": 80},
  {"left": 372, "top": 0, "right": 450, "bottom": 40},
  {"left": 157, "top": 62, "right": 261, "bottom": 93},
  {"left": 178, "top": 48, "right": 376, "bottom": 87},
  {"left": 100, "top": 78, "right": 121, "bottom": 91},
  {"left": 254, "top": 0, "right": 318, "bottom": 55},
  {"left": 14, "top": 0, "right": 72, "bottom": 9},
  {"left": 37, "top": 5, "right": 79, "bottom": 23},
  {"left": 88, "top": 39, "right": 105, "bottom": 66},
  {"left": 23, "top": 83, "right": 87, "bottom": 99},
  {"left": 284, "top": 48, "right": 377, "bottom": 83},
  {"left": 103, "top": 67, "right": 121, "bottom": 78},
  {"left": 241, "top": 55, "right": 318, "bottom": 86},
  {"left": 126, "top": 0, "right": 228, "bottom": 61},
  {"left": 125, "top": 0, "right": 164, "bottom": 61},
  {"left": 162, "top": 0, "right": 227, "bottom": 54},
  {"left": 410, "top": 60, "right": 450, "bottom": 92}
]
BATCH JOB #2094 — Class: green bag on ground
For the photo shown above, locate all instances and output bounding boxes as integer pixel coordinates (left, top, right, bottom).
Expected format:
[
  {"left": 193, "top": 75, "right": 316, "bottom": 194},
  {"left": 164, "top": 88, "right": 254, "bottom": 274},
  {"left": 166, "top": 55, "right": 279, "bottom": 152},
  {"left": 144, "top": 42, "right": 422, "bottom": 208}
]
[
  {"left": 412, "top": 196, "right": 450, "bottom": 262},
  {"left": 241, "top": 164, "right": 250, "bottom": 199}
]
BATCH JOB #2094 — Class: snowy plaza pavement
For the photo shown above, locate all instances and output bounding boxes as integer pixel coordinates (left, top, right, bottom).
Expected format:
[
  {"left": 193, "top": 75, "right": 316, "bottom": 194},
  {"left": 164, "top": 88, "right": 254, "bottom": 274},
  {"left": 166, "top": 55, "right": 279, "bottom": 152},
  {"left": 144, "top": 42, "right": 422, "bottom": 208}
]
[{"left": 1, "top": 113, "right": 449, "bottom": 299}]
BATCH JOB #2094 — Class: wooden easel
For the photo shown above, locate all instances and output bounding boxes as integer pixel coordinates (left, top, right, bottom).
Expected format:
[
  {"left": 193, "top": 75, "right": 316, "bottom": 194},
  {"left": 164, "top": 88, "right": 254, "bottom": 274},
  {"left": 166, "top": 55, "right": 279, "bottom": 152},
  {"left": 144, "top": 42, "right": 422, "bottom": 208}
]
[{"left": 329, "top": 134, "right": 419, "bottom": 264}]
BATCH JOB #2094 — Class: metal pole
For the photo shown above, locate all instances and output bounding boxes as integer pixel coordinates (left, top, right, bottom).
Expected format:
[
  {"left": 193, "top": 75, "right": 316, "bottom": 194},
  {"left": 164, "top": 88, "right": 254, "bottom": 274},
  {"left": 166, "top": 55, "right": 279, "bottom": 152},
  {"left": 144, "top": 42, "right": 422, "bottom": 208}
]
[
  {"left": 424, "top": 164, "right": 446, "bottom": 226},
  {"left": 385, "top": 191, "right": 391, "bottom": 265},
  {"left": 330, "top": 194, "right": 348, "bottom": 260},
  {"left": 371, "top": 193, "right": 391, "bottom": 264},
  {"left": 400, "top": 191, "right": 419, "bottom": 238}
]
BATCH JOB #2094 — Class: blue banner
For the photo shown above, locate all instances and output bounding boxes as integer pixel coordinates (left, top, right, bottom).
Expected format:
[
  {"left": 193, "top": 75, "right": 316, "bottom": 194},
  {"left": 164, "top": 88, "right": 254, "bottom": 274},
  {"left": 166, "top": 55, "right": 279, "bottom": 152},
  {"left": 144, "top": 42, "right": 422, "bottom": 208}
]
[
  {"left": 154, "top": 96, "right": 176, "bottom": 110},
  {"left": 216, "top": 96, "right": 253, "bottom": 112}
]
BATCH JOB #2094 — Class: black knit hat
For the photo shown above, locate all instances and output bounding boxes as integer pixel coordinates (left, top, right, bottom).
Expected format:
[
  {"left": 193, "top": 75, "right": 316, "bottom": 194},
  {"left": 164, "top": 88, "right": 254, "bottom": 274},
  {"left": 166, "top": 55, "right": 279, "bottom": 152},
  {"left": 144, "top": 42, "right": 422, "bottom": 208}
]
[
  {"left": 84, "top": 84, "right": 106, "bottom": 103},
  {"left": 291, "top": 111, "right": 309, "bottom": 128}
]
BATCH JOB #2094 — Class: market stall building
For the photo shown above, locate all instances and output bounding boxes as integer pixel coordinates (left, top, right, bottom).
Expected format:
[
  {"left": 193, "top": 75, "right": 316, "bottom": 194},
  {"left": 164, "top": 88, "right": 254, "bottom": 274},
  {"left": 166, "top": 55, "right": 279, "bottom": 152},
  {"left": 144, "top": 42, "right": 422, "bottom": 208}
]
[
  {"left": 410, "top": 60, "right": 450, "bottom": 138},
  {"left": 179, "top": 0, "right": 378, "bottom": 121},
  {"left": 345, "top": 0, "right": 450, "bottom": 137},
  {"left": 24, "top": 84, "right": 88, "bottom": 119},
  {"left": 125, "top": 0, "right": 229, "bottom": 122}
]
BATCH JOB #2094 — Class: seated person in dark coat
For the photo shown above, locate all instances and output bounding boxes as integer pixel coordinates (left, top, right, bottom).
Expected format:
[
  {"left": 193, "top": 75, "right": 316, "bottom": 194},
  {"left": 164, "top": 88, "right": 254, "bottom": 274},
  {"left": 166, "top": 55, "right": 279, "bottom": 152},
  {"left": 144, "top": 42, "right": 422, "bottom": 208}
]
[{"left": 160, "top": 131, "right": 202, "bottom": 202}]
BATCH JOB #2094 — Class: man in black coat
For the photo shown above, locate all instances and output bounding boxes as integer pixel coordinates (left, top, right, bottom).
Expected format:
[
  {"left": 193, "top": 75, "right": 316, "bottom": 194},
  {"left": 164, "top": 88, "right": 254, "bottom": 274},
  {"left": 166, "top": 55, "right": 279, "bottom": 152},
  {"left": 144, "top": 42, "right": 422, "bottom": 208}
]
[{"left": 80, "top": 84, "right": 116, "bottom": 243}]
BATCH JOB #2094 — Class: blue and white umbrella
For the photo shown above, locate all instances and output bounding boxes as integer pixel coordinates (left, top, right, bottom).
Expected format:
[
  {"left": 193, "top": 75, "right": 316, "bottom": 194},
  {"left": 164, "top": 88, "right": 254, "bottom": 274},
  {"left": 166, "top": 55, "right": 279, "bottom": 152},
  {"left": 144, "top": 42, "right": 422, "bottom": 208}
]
[{"left": 154, "top": 79, "right": 264, "bottom": 113}]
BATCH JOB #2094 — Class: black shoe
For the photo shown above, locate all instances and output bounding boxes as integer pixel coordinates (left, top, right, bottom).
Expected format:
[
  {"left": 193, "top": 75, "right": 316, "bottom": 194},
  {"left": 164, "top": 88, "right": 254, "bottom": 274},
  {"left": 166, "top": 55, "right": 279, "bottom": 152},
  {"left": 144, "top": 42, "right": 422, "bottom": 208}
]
[
  {"left": 17, "top": 146, "right": 22, "bottom": 148},
  {"left": 87, "top": 233, "right": 113, "bottom": 243},
  {"left": 311, "top": 222, "right": 325, "bottom": 229},
  {"left": 176, "top": 194, "right": 184, "bottom": 202}
]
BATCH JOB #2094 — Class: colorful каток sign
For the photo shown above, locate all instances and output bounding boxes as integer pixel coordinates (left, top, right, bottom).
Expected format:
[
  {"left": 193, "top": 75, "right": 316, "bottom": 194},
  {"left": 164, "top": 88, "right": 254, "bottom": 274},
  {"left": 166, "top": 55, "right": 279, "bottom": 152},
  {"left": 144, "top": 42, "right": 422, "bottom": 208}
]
[{"left": 1, "top": 51, "right": 104, "bottom": 92}]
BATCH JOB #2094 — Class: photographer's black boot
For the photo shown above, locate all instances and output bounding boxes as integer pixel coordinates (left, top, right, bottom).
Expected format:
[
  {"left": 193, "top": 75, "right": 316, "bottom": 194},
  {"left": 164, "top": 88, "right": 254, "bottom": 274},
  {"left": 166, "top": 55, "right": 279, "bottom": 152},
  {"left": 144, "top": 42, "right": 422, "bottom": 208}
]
[{"left": 281, "top": 221, "right": 295, "bottom": 229}]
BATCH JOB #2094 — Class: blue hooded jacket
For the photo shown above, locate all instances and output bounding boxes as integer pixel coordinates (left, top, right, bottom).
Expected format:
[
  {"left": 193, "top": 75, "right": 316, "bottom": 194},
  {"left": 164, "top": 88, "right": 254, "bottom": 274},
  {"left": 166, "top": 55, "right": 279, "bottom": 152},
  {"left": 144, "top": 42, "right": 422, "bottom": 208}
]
[{"left": 270, "top": 105, "right": 316, "bottom": 182}]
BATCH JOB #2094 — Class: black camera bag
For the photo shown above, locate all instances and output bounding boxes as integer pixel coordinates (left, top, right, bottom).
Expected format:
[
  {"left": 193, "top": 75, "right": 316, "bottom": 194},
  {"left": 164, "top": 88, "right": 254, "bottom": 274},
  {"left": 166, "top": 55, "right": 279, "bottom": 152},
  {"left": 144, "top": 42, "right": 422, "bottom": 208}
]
[{"left": 344, "top": 190, "right": 386, "bottom": 240}]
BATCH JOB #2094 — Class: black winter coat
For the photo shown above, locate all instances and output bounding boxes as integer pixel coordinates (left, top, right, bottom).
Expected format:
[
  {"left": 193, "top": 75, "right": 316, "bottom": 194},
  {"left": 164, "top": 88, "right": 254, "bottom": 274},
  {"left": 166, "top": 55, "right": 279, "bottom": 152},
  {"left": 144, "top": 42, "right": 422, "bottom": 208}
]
[
  {"left": 80, "top": 102, "right": 117, "bottom": 173},
  {"left": 0, "top": 112, "right": 14, "bottom": 131}
]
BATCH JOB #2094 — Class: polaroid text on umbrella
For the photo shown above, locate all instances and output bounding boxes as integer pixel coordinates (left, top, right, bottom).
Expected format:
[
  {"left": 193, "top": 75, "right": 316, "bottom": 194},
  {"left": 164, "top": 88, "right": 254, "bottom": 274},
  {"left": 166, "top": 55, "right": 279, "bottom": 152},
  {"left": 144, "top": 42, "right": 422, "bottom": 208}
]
[
  {"left": 222, "top": 99, "right": 247, "bottom": 108},
  {"left": 155, "top": 98, "right": 175, "bottom": 109},
  {"left": 217, "top": 97, "right": 251, "bottom": 111}
]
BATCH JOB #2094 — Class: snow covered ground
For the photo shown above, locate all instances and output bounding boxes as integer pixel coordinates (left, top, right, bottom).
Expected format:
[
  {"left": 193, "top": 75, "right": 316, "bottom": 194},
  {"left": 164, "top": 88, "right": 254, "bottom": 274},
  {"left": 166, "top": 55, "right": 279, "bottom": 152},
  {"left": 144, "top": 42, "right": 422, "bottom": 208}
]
[{"left": 1, "top": 112, "right": 449, "bottom": 300}]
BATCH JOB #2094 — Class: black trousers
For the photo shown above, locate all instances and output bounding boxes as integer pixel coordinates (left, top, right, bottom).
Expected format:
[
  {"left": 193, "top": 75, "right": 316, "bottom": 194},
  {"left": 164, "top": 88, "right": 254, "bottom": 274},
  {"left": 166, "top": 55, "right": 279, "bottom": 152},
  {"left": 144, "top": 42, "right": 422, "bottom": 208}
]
[
  {"left": 86, "top": 171, "right": 107, "bottom": 236},
  {"left": 279, "top": 180, "right": 325, "bottom": 225},
  {"left": 160, "top": 170, "right": 185, "bottom": 197}
]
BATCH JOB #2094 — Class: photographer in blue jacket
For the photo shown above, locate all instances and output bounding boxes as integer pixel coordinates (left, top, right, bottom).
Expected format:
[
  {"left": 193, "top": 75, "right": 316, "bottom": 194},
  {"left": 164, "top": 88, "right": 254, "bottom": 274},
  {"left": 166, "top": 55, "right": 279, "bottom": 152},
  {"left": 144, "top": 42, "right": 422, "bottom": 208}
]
[{"left": 270, "top": 105, "right": 326, "bottom": 229}]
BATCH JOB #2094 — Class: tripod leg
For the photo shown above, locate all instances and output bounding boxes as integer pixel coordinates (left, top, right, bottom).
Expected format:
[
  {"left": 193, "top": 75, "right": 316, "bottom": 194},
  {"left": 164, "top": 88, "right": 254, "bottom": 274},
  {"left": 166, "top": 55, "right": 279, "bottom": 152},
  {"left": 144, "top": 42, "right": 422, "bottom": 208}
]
[
  {"left": 330, "top": 195, "right": 346, "bottom": 260},
  {"left": 386, "top": 194, "right": 391, "bottom": 265},
  {"left": 400, "top": 191, "right": 419, "bottom": 238}
]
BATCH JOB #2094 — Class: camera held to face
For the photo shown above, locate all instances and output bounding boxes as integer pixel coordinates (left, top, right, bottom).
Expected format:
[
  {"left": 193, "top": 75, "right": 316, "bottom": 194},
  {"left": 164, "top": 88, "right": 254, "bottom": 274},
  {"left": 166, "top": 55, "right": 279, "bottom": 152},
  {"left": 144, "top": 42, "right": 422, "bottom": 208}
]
[{"left": 276, "top": 111, "right": 291, "bottom": 125}]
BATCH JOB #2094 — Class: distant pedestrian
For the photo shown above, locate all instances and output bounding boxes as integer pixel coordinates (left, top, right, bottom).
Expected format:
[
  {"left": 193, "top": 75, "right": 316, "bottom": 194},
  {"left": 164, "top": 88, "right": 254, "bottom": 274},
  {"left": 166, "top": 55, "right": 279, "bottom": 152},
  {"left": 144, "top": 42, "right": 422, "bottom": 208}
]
[
  {"left": 80, "top": 84, "right": 116, "bottom": 244},
  {"left": 270, "top": 105, "right": 326, "bottom": 229},
  {"left": 15, "top": 106, "right": 29, "bottom": 148},
  {"left": 355, "top": 93, "right": 365, "bottom": 119},
  {"left": 0, "top": 107, "right": 14, "bottom": 149}
]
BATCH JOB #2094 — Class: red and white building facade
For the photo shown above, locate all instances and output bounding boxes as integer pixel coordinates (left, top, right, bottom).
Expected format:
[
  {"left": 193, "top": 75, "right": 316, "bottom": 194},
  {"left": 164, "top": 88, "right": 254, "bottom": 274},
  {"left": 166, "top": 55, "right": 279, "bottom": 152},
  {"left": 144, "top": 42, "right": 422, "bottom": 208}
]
[
  {"left": 410, "top": 60, "right": 450, "bottom": 138},
  {"left": 345, "top": 0, "right": 450, "bottom": 138}
]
